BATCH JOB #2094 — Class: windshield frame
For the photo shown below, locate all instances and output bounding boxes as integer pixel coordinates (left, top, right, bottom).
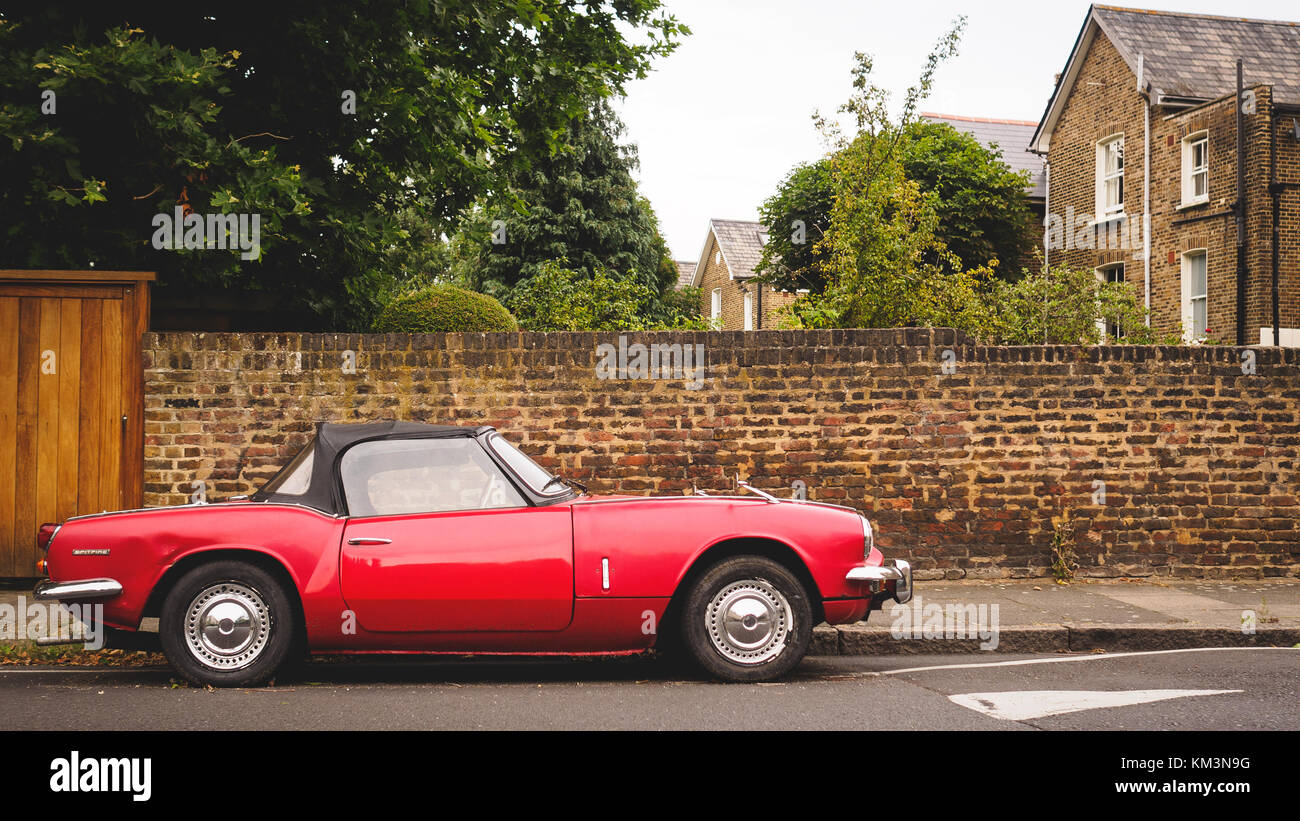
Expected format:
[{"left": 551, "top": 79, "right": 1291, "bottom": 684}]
[
  {"left": 256, "top": 439, "right": 316, "bottom": 497},
  {"left": 484, "top": 432, "right": 576, "bottom": 500}
]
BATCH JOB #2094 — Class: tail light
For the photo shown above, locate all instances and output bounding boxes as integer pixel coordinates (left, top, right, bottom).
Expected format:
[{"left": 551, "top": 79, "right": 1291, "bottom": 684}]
[{"left": 36, "top": 523, "right": 60, "bottom": 552}]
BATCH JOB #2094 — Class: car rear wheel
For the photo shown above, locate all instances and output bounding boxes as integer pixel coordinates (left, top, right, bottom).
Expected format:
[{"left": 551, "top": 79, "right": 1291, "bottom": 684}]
[
  {"left": 679, "top": 556, "right": 813, "bottom": 682},
  {"left": 159, "top": 560, "right": 297, "bottom": 688}
]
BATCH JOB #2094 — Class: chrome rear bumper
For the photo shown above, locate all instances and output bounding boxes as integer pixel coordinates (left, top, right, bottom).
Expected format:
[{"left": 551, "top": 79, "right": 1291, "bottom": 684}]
[
  {"left": 33, "top": 578, "right": 123, "bottom": 601},
  {"left": 846, "top": 559, "right": 913, "bottom": 604}
]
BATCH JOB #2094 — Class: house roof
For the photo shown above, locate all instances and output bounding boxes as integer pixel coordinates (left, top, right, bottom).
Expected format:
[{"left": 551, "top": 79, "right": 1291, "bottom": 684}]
[
  {"left": 921, "top": 113, "right": 1047, "bottom": 200},
  {"left": 1031, "top": 4, "right": 1300, "bottom": 153},
  {"left": 691, "top": 219, "right": 768, "bottom": 287},
  {"left": 674, "top": 260, "right": 696, "bottom": 290}
]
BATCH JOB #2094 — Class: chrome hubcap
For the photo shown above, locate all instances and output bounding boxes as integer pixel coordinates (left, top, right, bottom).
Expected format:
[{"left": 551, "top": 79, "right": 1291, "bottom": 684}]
[
  {"left": 706, "top": 579, "right": 792, "bottom": 665},
  {"left": 184, "top": 582, "right": 271, "bottom": 671}
]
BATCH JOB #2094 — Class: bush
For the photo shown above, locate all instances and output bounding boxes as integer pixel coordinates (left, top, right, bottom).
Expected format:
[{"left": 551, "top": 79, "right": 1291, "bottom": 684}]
[
  {"left": 925, "top": 261, "right": 1183, "bottom": 345},
  {"left": 505, "top": 260, "right": 710, "bottom": 331},
  {"left": 372, "top": 284, "right": 518, "bottom": 333}
]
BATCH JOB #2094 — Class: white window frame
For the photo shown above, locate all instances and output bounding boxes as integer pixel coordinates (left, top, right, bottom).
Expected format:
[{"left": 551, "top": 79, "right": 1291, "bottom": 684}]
[
  {"left": 1181, "top": 250, "right": 1208, "bottom": 342},
  {"left": 1095, "top": 134, "right": 1125, "bottom": 217},
  {"left": 1095, "top": 262, "right": 1126, "bottom": 340},
  {"left": 1181, "top": 131, "right": 1209, "bottom": 207},
  {"left": 711, "top": 288, "right": 722, "bottom": 321},
  {"left": 743, "top": 291, "right": 754, "bottom": 331}
]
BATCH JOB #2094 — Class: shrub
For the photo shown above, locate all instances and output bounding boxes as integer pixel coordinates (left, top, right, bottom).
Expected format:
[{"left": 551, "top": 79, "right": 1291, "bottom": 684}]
[
  {"left": 372, "top": 283, "right": 518, "bottom": 333},
  {"left": 505, "top": 260, "right": 710, "bottom": 331},
  {"left": 919, "top": 260, "right": 1184, "bottom": 346}
]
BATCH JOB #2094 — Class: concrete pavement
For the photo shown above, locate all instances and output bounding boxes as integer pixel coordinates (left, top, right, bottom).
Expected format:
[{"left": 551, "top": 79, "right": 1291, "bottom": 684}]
[{"left": 814, "top": 578, "right": 1300, "bottom": 654}]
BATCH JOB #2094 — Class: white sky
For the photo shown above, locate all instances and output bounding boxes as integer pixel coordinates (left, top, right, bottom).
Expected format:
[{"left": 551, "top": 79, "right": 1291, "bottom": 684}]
[{"left": 615, "top": 0, "right": 1300, "bottom": 261}]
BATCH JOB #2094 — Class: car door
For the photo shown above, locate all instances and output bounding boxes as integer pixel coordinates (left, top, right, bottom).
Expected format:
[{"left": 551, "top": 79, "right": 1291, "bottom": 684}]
[{"left": 338, "top": 436, "right": 574, "bottom": 632}]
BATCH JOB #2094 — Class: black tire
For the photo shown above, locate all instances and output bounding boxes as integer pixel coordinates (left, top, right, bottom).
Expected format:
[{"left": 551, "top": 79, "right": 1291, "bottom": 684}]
[
  {"left": 159, "top": 560, "right": 297, "bottom": 687},
  {"left": 678, "top": 556, "right": 813, "bottom": 682}
]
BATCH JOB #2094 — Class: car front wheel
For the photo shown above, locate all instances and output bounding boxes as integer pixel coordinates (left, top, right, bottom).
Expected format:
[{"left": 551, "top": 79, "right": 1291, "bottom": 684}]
[
  {"left": 159, "top": 560, "right": 297, "bottom": 687},
  {"left": 679, "top": 556, "right": 813, "bottom": 682}
]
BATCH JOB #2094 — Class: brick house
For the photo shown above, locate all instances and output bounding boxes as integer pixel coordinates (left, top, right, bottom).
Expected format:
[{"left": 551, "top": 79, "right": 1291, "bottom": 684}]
[
  {"left": 688, "top": 218, "right": 799, "bottom": 330},
  {"left": 1029, "top": 4, "right": 1300, "bottom": 345}
]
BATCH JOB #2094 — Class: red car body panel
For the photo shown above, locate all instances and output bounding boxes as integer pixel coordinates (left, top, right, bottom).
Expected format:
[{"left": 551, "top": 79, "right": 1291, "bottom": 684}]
[
  {"left": 570, "top": 495, "right": 869, "bottom": 600},
  {"left": 45, "top": 505, "right": 347, "bottom": 634},
  {"left": 340, "top": 504, "right": 574, "bottom": 633},
  {"left": 43, "top": 493, "right": 882, "bottom": 654}
]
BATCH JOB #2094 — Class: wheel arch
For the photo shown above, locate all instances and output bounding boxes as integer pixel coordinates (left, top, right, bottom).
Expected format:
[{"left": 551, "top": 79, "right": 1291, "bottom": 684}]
[
  {"left": 657, "top": 537, "right": 823, "bottom": 648},
  {"left": 143, "top": 548, "right": 306, "bottom": 637}
]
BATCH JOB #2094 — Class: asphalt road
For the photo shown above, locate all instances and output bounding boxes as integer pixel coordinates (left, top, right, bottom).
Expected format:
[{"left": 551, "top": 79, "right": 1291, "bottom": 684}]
[{"left": 1, "top": 647, "right": 1295, "bottom": 731}]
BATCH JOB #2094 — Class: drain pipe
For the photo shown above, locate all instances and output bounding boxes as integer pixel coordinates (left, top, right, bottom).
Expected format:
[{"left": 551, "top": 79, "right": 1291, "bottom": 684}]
[
  {"left": 1139, "top": 54, "right": 1152, "bottom": 324},
  {"left": 1271, "top": 107, "right": 1280, "bottom": 346},
  {"left": 1043, "top": 160, "right": 1051, "bottom": 270},
  {"left": 1235, "top": 60, "right": 1249, "bottom": 346}
]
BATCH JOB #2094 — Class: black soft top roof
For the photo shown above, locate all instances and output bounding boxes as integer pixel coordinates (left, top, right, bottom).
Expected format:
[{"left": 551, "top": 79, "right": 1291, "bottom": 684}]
[
  {"left": 317, "top": 420, "right": 483, "bottom": 451},
  {"left": 250, "top": 420, "right": 492, "bottom": 513}
]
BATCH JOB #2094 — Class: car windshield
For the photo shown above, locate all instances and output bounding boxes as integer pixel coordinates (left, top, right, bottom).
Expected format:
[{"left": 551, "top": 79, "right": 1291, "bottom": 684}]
[{"left": 487, "top": 434, "right": 568, "bottom": 496}]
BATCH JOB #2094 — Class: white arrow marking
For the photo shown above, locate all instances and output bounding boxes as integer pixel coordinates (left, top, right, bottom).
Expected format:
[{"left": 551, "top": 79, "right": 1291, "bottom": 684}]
[{"left": 950, "top": 689, "right": 1243, "bottom": 721}]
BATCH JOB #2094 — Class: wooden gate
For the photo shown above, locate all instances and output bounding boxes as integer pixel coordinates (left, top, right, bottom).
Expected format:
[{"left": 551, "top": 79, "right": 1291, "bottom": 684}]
[{"left": 0, "top": 271, "right": 152, "bottom": 578}]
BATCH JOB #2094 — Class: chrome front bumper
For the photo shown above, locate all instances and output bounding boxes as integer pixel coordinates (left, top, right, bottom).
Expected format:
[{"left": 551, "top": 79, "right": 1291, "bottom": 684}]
[
  {"left": 33, "top": 578, "right": 123, "bottom": 601},
  {"left": 846, "top": 559, "right": 913, "bottom": 604}
]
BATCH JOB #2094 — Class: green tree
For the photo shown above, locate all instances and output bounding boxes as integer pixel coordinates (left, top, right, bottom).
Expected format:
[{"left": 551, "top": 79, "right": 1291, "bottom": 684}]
[
  {"left": 898, "top": 120, "right": 1037, "bottom": 275},
  {"left": 962, "top": 262, "right": 1178, "bottom": 346},
  {"left": 756, "top": 38, "right": 1035, "bottom": 299},
  {"left": 0, "top": 2, "right": 686, "bottom": 329},
  {"left": 456, "top": 96, "right": 677, "bottom": 302},
  {"left": 754, "top": 159, "right": 833, "bottom": 293},
  {"left": 778, "top": 20, "right": 966, "bottom": 329}
]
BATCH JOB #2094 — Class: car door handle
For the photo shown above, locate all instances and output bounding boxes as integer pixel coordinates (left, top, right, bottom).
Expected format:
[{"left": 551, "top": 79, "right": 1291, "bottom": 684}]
[{"left": 347, "top": 537, "right": 393, "bottom": 546}]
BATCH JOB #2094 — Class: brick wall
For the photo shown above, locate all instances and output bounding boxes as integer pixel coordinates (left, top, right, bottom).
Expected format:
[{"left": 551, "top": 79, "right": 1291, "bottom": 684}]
[{"left": 144, "top": 329, "right": 1300, "bottom": 580}]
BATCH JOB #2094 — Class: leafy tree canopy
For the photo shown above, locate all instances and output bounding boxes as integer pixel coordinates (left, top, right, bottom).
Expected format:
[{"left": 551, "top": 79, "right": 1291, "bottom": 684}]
[
  {"left": 897, "top": 119, "right": 1037, "bottom": 275},
  {"left": 756, "top": 20, "right": 1036, "bottom": 295},
  {"left": 753, "top": 159, "right": 833, "bottom": 294},
  {"left": 0, "top": 1, "right": 686, "bottom": 329},
  {"left": 454, "top": 96, "right": 677, "bottom": 301}
]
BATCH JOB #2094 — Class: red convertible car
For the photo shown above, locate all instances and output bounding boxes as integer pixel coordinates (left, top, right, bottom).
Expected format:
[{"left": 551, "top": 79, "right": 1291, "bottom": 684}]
[{"left": 34, "top": 421, "right": 912, "bottom": 686}]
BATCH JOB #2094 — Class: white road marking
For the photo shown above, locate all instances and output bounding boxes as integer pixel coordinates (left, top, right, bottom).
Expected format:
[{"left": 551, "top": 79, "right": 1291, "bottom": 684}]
[
  {"left": 949, "top": 689, "right": 1242, "bottom": 721},
  {"left": 879, "top": 646, "right": 1299, "bottom": 676}
]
